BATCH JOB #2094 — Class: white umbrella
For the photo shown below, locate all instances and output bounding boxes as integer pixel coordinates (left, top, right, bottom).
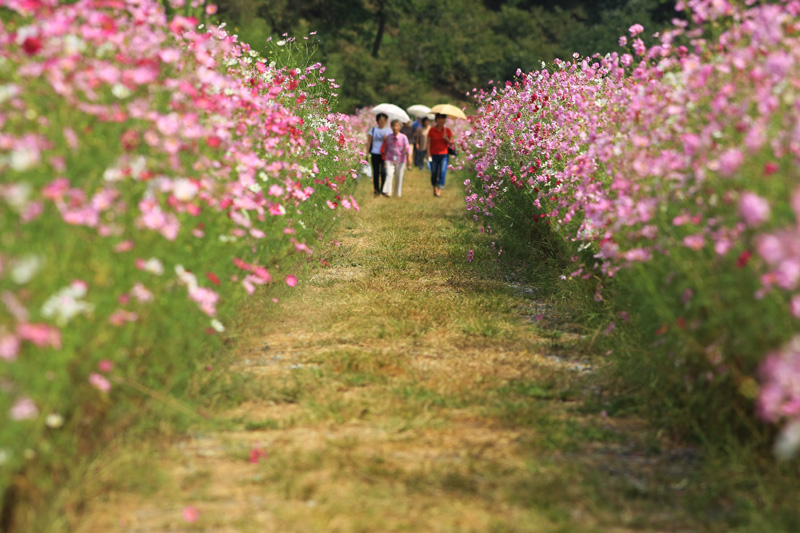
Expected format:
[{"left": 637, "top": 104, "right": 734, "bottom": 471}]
[
  {"left": 371, "top": 103, "right": 411, "bottom": 123},
  {"left": 406, "top": 104, "right": 431, "bottom": 118}
]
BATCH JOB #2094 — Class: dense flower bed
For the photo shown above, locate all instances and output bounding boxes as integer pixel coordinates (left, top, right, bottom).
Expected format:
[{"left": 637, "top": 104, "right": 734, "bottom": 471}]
[
  {"left": 0, "top": 0, "right": 360, "bottom": 504},
  {"left": 461, "top": 0, "right": 800, "bottom": 457}
]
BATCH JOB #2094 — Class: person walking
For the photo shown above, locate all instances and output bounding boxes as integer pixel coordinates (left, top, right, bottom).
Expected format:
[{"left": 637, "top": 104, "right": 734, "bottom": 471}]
[
  {"left": 426, "top": 113, "right": 453, "bottom": 197},
  {"left": 381, "top": 119, "right": 411, "bottom": 197},
  {"left": 365, "top": 113, "right": 392, "bottom": 197},
  {"left": 400, "top": 121, "right": 414, "bottom": 171},
  {"left": 413, "top": 117, "right": 431, "bottom": 170}
]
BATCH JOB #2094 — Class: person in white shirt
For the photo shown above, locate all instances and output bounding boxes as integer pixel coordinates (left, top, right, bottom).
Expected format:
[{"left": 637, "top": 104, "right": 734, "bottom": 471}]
[{"left": 365, "top": 113, "right": 392, "bottom": 197}]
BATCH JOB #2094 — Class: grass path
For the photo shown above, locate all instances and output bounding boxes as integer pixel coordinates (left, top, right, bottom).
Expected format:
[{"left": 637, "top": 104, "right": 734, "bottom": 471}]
[{"left": 73, "top": 167, "right": 704, "bottom": 532}]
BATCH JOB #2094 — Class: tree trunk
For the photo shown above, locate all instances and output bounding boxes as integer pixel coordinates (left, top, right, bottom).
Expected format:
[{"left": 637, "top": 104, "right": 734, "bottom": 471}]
[{"left": 372, "top": 0, "right": 386, "bottom": 58}]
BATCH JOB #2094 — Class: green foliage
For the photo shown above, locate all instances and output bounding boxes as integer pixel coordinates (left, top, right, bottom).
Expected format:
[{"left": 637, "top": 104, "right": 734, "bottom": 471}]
[
  {"left": 0, "top": 25, "right": 355, "bottom": 528},
  {"left": 214, "top": 0, "right": 678, "bottom": 112},
  {"left": 477, "top": 183, "right": 800, "bottom": 531}
]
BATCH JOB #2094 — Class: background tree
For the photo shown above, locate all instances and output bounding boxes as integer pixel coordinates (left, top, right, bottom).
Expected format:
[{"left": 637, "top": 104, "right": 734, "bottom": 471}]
[{"left": 212, "top": 0, "right": 678, "bottom": 113}]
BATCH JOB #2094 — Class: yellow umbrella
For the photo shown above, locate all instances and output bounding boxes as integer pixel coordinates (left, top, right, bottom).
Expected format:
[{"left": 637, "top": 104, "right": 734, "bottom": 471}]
[{"left": 429, "top": 104, "right": 467, "bottom": 120}]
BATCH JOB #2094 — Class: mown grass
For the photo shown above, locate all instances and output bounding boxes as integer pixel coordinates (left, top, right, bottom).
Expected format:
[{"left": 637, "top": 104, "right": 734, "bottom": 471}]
[{"left": 67, "top": 167, "right": 740, "bottom": 532}]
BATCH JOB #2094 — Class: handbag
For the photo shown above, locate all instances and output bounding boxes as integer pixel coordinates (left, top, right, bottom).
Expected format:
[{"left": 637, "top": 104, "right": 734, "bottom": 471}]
[{"left": 447, "top": 144, "right": 458, "bottom": 156}]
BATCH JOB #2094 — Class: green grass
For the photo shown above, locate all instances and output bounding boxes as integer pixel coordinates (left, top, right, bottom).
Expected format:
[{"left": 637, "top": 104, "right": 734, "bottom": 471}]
[
  {"left": 60, "top": 167, "right": 772, "bottom": 532},
  {"left": 483, "top": 175, "right": 800, "bottom": 533}
]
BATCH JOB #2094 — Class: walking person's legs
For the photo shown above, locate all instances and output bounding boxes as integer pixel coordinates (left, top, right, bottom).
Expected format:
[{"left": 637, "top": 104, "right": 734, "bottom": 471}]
[
  {"left": 394, "top": 163, "right": 405, "bottom": 197},
  {"left": 430, "top": 154, "right": 448, "bottom": 196},
  {"left": 430, "top": 156, "right": 439, "bottom": 195},
  {"left": 371, "top": 153, "right": 382, "bottom": 195},
  {"left": 379, "top": 158, "right": 387, "bottom": 193},
  {"left": 436, "top": 154, "right": 449, "bottom": 190},
  {"left": 383, "top": 161, "right": 396, "bottom": 197}
]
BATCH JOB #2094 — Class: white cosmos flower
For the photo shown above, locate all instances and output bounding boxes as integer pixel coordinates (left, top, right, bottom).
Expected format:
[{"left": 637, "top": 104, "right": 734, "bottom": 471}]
[
  {"left": 46, "top": 413, "right": 64, "bottom": 428},
  {"left": 11, "top": 255, "right": 43, "bottom": 284},
  {"left": 111, "top": 83, "right": 131, "bottom": 99},
  {"left": 41, "top": 282, "right": 94, "bottom": 326},
  {"left": 172, "top": 178, "right": 198, "bottom": 201},
  {"left": 4, "top": 183, "right": 32, "bottom": 211},
  {"left": 10, "top": 148, "right": 38, "bottom": 171}
]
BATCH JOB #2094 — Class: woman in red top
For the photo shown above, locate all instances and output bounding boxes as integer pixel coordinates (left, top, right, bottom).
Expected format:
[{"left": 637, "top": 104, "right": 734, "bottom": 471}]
[{"left": 426, "top": 114, "right": 454, "bottom": 197}]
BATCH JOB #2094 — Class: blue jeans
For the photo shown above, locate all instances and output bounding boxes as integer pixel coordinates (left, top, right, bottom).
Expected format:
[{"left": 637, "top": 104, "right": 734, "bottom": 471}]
[{"left": 430, "top": 154, "right": 449, "bottom": 188}]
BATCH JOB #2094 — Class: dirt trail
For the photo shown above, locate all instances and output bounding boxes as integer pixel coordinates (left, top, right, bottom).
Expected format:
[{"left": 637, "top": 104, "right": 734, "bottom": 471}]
[{"left": 75, "top": 168, "right": 702, "bottom": 532}]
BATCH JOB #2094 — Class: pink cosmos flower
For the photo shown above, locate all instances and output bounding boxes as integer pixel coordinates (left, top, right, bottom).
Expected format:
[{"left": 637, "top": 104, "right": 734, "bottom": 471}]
[
  {"left": 714, "top": 239, "right": 733, "bottom": 256},
  {"left": 158, "top": 48, "right": 181, "bottom": 64},
  {"left": 89, "top": 373, "right": 111, "bottom": 392},
  {"left": 21, "top": 201, "right": 43, "bottom": 222},
  {"left": 113, "top": 240, "right": 134, "bottom": 253},
  {"left": 0, "top": 334, "right": 20, "bottom": 361},
  {"left": 681, "top": 288, "right": 694, "bottom": 304},
  {"left": 61, "top": 205, "right": 100, "bottom": 227},
  {"left": 9, "top": 397, "right": 38, "bottom": 420},
  {"left": 348, "top": 195, "right": 359, "bottom": 211},
  {"left": 628, "top": 24, "right": 644, "bottom": 36},
  {"left": 739, "top": 192, "right": 770, "bottom": 227},
  {"left": 755, "top": 233, "right": 784, "bottom": 265},
  {"left": 764, "top": 162, "right": 779, "bottom": 175},
  {"left": 241, "top": 274, "right": 267, "bottom": 295},
  {"left": 249, "top": 446, "right": 268, "bottom": 463},
  {"left": 285, "top": 274, "right": 298, "bottom": 287},
  {"left": 683, "top": 234, "right": 705, "bottom": 250},
  {"left": 292, "top": 242, "right": 312, "bottom": 255},
  {"left": 624, "top": 248, "right": 651, "bottom": 262},
  {"left": 1, "top": 291, "right": 28, "bottom": 322},
  {"left": 131, "top": 282, "right": 153, "bottom": 302},
  {"left": 792, "top": 187, "right": 800, "bottom": 220},
  {"left": 109, "top": 309, "right": 139, "bottom": 326},
  {"left": 182, "top": 506, "right": 199, "bottom": 523},
  {"left": 757, "top": 336, "right": 800, "bottom": 460},
  {"left": 62, "top": 128, "right": 79, "bottom": 150},
  {"left": 189, "top": 286, "right": 219, "bottom": 316},
  {"left": 21, "top": 36, "right": 42, "bottom": 56},
  {"left": 672, "top": 213, "right": 691, "bottom": 226},
  {"left": 42, "top": 178, "right": 70, "bottom": 200},
  {"left": 791, "top": 295, "right": 800, "bottom": 318},
  {"left": 715, "top": 148, "right": 744, "bottom": 177},
  {"left": 17, "top": 323, "right": 61, "bottom": 349},
  {"left": 632, "top": 38, "right": 646, "bottom": 56}
]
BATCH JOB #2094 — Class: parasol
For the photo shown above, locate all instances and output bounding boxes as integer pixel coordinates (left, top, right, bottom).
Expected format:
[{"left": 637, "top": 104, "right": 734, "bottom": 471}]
[
  {"left": 406, "top": 104, "right": 431, "bottom": 118},
  {"left": 371, "top": 103, "right": 411, "bottom": 123},
  {"left": 429, "top": 104, "right": 467, "bottom": 120}
]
